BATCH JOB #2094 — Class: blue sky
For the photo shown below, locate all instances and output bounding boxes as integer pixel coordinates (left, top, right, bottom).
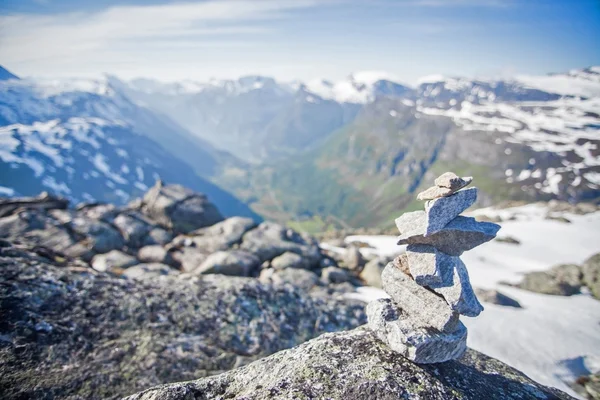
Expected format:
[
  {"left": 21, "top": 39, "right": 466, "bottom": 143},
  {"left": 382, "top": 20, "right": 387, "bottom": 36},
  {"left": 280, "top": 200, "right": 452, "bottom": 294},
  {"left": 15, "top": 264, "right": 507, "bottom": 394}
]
[{"left": 0, "top": 0, "right": 598, "bottom": 83}]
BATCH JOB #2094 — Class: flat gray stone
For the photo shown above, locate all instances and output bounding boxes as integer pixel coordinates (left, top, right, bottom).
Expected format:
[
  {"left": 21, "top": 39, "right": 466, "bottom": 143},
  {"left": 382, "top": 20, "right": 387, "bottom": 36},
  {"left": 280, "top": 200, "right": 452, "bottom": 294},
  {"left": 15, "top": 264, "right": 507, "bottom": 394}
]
[
  {"left": 193, "top": 250, "right": 260, "bottom": 277},
  {"left": 271, "top": 251, "right": 310, "bottom": 270},
  {"left": 416, "top": 186, "right": 453, "bottom": 201},
  {"left": 427, "top": 257, "right": 483, "bottom": 317},
  {"left": 435, "top": 172, "right": 473, "bottom": 191},
  {"left": 381, "top": 262, "right": 458, "bottom": 332},
  {"left": 367, "top": 298, "right": 467, "bottom": 364},
  {"left": 321, "top": 266, "right": 353, "bottom": 284},
  {"left": 122, "top": 263, "right": 178, "bottom": 279},
  {"left": 425, "top": 188, "right": 478, "bottom": 236},
  {"left": 91, "top": 250, "right": 138, "bottom": 273},
  {"left": 405, "top": 244, "right": 454, "bottom": 286},
  {"left": 396, "top": 211, "right": 500, "bottom": 256}
]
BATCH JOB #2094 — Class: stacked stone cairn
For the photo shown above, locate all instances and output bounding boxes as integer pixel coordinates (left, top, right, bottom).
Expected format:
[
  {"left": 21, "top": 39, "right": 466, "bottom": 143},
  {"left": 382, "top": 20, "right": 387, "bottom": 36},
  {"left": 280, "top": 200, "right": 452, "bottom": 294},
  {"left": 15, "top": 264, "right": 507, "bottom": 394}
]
[{"left": 367, "top": 172, "right": 501, "bottom": 363}]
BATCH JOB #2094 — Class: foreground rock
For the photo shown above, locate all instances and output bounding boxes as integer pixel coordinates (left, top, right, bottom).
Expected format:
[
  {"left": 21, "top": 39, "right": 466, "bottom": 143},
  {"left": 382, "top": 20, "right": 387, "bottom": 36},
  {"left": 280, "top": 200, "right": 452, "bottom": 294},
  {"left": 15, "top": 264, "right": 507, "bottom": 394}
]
[
  {"left": 0, "top": 243, "right": 365, "bottom": 400},
  {"left": 125, "top": 327, "right": 573, "bottom": 400}
]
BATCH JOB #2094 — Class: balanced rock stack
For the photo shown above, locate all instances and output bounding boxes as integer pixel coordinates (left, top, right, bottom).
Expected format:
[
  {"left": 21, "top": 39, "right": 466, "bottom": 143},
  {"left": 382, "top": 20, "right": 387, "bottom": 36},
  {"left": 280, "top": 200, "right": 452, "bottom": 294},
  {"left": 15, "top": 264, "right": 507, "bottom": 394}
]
[{"left": 367, "top": 172, "right": 501, "bottom": 363}]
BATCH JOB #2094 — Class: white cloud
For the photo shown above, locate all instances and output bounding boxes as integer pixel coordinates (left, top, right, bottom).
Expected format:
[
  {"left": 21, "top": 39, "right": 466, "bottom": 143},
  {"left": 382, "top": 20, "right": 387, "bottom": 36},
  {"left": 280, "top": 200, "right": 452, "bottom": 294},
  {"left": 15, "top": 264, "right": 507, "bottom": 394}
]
[{"left": 0, "top": 0, "right": 319, "bottom": 69}]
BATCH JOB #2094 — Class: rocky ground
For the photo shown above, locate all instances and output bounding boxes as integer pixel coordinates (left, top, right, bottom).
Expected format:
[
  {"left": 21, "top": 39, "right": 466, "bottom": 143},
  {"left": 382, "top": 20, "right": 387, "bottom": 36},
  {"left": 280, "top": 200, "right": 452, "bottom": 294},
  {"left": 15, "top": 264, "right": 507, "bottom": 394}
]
[
  {"left": 0, "top": 184, "right": 594, "bottom": 399},
  {"left": 126, "top": 328, "right": 573, "bottom": 400}
]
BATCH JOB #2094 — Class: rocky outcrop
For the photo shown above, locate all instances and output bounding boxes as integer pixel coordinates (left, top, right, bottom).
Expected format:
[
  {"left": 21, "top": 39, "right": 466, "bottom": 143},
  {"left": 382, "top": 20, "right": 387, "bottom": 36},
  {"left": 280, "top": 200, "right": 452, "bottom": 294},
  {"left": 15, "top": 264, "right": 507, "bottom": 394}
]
[
  {"left": 125, "top": 327, "right": 573, "bottom": 400},
  {"left": 0, "top": 242, "right": 365, "bottom": 400}
]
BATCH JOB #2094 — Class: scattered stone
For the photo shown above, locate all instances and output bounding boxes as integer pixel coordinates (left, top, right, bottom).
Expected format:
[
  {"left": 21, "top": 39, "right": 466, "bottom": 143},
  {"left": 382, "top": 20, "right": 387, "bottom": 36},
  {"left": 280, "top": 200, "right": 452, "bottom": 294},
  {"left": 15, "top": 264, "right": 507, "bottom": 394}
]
[
  {"left": 343, "top": 246, "right": 365, "bottom": 271},
  {"left": 475, "top": 288, "right": 522, "bottom": 308},
  {"left": 141, "top": 181, "right": 223, "bottom": 234},
  {"left": 359, "top": 257, "right": 388, "bottom": 288},
  {"left": 174, "top": 217, "right": 257, "bottom": 253},
  {"left": 434, "top": 172, "right": 474, "bottom": 191},
  {"left": 381, "top": 262, "right": 459, "bottom": 332},
  {"left": 193, "top": 250, "right": 260, "bottom": 277},
  {"left": 137, "top": 245, "right": 176, "bottom": 266},
  {"left": 582, "top": 253, "right": 600, "bottom": 299},
  {"left": 321, "top": 266, "right": 353, "bottom": 284},
  {"left": 367, "top": 299, "right": 467, "bottom": 364},
  {"left": 122, "top": 263, "right": 178, "bottom": 279},
  {"left": 495, "top": 236, "right": 521, "bottom": 245},
  {"left": 240, "top": 222, "right": 321, "bottom": 266},
  {"left": 271, "top": 251, "right": 310, "bottom": 270},
  {"left": 263, "top": 268, "right": 320, "bottom": 292},
  {"left": 545, "top": 214, "right": 572, "bottom": 224},
  {"left": 173, "top": 247, "right": 207, "bottom": 272},
  {"left": 518, "top": 264, "right": 583, "bottom": 296},
  {"left": 91, "top": 250, "right": 138, "bottom": 273},
  {"left": 0, "top": 192, "right": 69, "bottom": 218},
  {"left": 425, "top": 187, "right": 478, "bottom": 236},
  {"left": 396, "top": 211, "right": 500, "bottom": 256}
]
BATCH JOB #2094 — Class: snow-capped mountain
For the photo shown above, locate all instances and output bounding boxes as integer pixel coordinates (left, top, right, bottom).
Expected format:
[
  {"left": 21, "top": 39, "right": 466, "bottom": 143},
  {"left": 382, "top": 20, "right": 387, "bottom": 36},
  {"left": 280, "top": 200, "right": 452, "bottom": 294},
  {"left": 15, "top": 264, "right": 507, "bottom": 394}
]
[
  {"left": 0, "top": 67, "right": 259, "bottom": 219},
  {"left": 1, "top": 64, "right": 598, "bottom": 227}
]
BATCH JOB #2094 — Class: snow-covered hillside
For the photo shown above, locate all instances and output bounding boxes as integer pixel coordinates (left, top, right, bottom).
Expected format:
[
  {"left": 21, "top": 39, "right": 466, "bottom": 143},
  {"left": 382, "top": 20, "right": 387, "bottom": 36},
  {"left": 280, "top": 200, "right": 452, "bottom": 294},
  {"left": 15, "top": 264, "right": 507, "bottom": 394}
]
[
  {"left": 0, "top": 68, "right": 259, "bottom": 219},
  {"left": 344, "top": 204, "right": 600, "bottom": 399}
]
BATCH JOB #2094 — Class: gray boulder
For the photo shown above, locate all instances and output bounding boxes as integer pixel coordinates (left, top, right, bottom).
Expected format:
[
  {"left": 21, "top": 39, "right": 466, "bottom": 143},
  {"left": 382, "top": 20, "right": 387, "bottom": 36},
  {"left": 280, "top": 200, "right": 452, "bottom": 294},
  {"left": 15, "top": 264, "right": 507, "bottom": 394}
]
[
  {"left": 359, "top": 257, "right": 388, "bottom": 288},
  {"left": 123, "top": 263, "right": 178, "bottom": 279},
  {"left": 137, "top": 245, "right": 176, "bottom": 267},
  {"left": 50, "top": 209, "right": 125, "bottom": 255},
  {"left": 381, "top": 261, "right": 459, "bottom": 332},
  {"left": 0, "top": 192, "right": 69, "bottom": 217},
  {"left": 475, "top": 288, "right": 522, "bottom": 308},
  {"left": 321, "top": 266, "right": 353, "bottom": 284},
  {"left": 518, "top": 264, "right": 583, "bottom": 296},
  {"left": 425, "top": 187, "right": 478, "bottom": 236},
  {"left": 172, "top": 216, "right": 257, "bottom": 254},
  {"left": 0, "top": 243, "right": 365, "bottom": 399},
  {"left": 172, "top": 247, "right": 208, "bottom": 272},
  {"left": 260, "top": 268, "right": 320, "bottom": 292},
  {"left": 193, "top": 250, "right": 260, "bottom": 277},
  {"left": 271, "top": 251, "right": 310, "bottom": 270},
  {"left": 91, "top": 250, "right": 138, "bottom": 273},
  {"left": 141, "top": 181, "right": 223, "bottom": 234},
  {"left": 0, "top": 209, "right": 85, "bottom": 258},
  {"left": 240, "top": 222, "right": 321, "bottom": 266},
  {"left": 367, "top": 298, "right": 467, "bottom": 364},
  {"left": 124, "top": 327, "right": 573, "bottom": 400},
  {"left": 113, "top": 211, "right": 172, "bottom": 248},
  {"left": 582, "top": 253, "right": 600, "bottom": 299},
  {"left": 396, "top": 211, "right": 500, "bottom": 256},
  {"left": 343, "top": 246, "right": 365, "bottom": 271}
]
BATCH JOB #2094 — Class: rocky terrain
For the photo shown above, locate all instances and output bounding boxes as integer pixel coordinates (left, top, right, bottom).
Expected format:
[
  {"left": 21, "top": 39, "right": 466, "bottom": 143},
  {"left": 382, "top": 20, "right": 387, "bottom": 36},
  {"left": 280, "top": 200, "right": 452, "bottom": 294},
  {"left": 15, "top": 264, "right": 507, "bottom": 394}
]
[
  {"left": 126, "top": 328, "right": 573, "bottom": 400},
  {"left": 0, "top": 184, "right": 368, "bottom": 399},
  {"left": 1, "top": 183, "right": 594, "bottom": 399}
]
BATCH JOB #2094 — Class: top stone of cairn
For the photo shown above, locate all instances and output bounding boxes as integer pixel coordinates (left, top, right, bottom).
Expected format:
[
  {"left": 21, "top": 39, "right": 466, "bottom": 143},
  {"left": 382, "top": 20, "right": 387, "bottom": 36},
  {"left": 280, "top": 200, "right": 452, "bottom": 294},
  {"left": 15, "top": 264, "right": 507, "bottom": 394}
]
[{"left": 417, "top": 172, "right": 473, "bottom": 201}]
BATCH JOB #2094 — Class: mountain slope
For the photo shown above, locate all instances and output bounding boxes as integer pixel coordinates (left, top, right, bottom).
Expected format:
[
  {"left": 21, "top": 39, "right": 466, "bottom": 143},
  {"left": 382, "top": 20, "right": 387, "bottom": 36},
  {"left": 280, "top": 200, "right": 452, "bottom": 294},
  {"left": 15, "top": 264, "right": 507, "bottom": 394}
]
[
  {"left": 0, "top": 66, "right": 19, "bottom": 81},
  {"left": 113, "top": 73, "right": 411, "bottom": 162},
  {"left": 0, "top": 72, "right": 259, "bottom": 219},
  {"left": 220, "top": 68, "right": 600, "bottom": 228}
]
